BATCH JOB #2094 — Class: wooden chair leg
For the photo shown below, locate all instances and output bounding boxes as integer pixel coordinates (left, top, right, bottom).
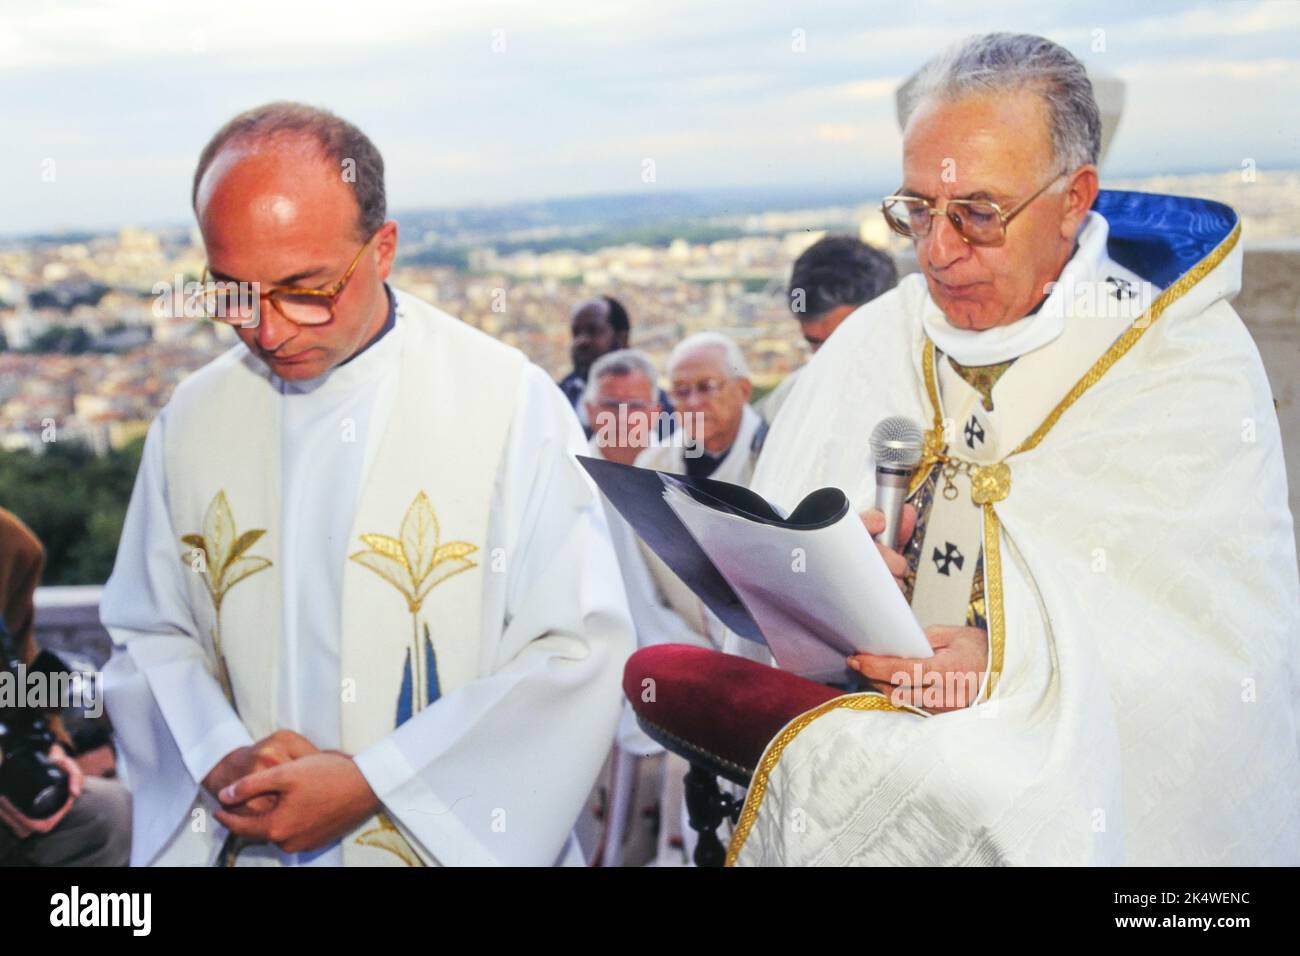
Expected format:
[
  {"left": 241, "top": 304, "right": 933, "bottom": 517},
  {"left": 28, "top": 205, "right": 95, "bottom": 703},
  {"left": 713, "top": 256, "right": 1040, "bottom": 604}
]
[{"left": 683, "top": 763, "right": 744, "bottom": 867}]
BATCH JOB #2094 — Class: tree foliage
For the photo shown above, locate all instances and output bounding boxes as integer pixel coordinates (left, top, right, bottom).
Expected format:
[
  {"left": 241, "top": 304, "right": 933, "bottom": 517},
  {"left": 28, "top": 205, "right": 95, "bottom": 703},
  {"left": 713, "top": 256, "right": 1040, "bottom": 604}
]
[{"left": 0, "top": 438, "right": 144, "bottom": 585}]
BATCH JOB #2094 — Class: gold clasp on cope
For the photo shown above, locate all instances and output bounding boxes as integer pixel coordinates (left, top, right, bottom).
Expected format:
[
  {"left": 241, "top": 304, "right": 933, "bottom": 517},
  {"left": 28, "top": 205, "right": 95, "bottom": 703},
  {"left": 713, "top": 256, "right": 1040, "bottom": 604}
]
[
  {"left": 919, "top": 427, "right": 1011, "bottom": 505},
  {"left": 971, "top": 462, "right": 1012, "bottom": 505}
]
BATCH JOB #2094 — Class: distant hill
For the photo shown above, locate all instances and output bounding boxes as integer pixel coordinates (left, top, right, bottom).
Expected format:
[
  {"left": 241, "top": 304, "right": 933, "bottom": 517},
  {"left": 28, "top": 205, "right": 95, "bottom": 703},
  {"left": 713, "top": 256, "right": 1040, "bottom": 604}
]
[
  {"left": 395, "top": 185, "right": 872, "bottom": 243},
  {"left": 392, "top": 184, "right": 874, "bottom": 267}
]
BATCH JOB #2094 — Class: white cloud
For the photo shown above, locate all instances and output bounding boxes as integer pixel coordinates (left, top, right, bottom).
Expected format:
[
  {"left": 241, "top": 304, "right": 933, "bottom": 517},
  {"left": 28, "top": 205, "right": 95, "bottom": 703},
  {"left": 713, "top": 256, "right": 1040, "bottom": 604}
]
[
  {"left": 1117, "top": 57, "right": 1298, "bottom": 82},
  {"left": 829, "top": 77, "right": 899, "bottom": 100},
  {"left": 815, "top": 123, "right": 867, "bottom": 143},
  {"left": 1137, "top": 1, "right": 1300, "bottom": 39},
  {"left": 0, "top": 0, "right": 635, "bottom": 72},
  {"left": 1, "top": 0, "right": 1297, "bottom": 233}
]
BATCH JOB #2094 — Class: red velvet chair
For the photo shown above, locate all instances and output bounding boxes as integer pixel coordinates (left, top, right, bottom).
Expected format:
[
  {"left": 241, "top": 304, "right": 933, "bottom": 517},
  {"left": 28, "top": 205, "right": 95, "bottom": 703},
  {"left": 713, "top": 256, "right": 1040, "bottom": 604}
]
[{"left": 623, "top": 644, "right": 843, "bottom": 866}]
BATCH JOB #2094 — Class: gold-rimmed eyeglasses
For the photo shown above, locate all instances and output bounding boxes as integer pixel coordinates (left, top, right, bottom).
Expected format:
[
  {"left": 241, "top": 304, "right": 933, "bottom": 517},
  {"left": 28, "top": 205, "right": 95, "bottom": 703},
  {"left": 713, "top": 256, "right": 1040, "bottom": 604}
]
[
  {"left": 880, "top": 171, "right": 1068, "bottom": 247},
  {"left": 199, "top": 231, "right": 377, "bottom": 326}
]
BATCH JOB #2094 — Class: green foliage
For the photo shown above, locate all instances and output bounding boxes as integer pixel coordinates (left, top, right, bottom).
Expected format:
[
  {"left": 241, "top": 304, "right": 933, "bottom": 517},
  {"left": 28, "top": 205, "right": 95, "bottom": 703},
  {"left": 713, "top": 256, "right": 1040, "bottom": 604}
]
[
  {"left": 0, "top": 437, "right": 144, "bottom": 585},
  {"left": 399, "top": 247, "right": 470, "bottom": 271},
  {"left": 27, "top": 325, "right": 93, "bottom": 355},
  {"left": 491, "top": 222, "right": 749, "bottom": 257}
]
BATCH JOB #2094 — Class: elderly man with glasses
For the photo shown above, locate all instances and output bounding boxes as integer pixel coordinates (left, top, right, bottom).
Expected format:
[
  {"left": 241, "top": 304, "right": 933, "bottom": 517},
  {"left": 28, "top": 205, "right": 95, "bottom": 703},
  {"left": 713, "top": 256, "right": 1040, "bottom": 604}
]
[
  {"left": 727, "top": 33, "right": 1298, "bottom": 866},
  {"left": 630, "top": 332, "right": 766, "bottom": 645},
  {"left": 99, "top": 102, "right": 634, "bottom": 867},
  {"left": 638, "top": 332, "right": 765, "bottom": 481}
]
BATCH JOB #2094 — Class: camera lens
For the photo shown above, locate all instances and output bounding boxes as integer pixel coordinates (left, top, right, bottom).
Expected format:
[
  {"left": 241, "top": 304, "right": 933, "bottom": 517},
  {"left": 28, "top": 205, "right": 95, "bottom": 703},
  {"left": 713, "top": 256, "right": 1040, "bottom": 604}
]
[{"left": 28, "top": 776, "right": 70, "bottom": 820}]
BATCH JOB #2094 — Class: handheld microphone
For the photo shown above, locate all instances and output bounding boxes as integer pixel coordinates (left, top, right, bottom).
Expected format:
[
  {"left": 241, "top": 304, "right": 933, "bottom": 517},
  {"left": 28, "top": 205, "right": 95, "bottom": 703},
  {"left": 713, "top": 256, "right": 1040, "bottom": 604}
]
[{"left": 869, "top": 416, "right": 925, "bottom": 552}]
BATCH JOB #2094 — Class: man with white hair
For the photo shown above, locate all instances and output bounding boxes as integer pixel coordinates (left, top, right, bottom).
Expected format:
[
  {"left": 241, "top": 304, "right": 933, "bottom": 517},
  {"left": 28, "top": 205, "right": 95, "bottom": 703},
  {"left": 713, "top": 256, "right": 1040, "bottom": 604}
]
[
  {"left": 583, "top": 349, "right": 662, "bottom": 467},
  {"left": 728, "top": 33, "right": 1298, "bottom": 866},
  {"left": 634, "top": 332, "right": 766, "bottom": 647},
  {"left": 638, "top": 332, "right": 765, "bottom": 483}
]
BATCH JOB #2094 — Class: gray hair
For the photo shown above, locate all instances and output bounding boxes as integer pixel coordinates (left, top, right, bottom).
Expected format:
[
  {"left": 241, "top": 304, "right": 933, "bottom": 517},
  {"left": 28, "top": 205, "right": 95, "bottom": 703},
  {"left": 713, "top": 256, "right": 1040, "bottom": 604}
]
[
  {"left": 583, "top": 348, "right": 660, "bottom": 405},
  {"left": 899, "top": 33, "right": 1101, "bottom": 171},
  {"left": 191, "top": 101, "right": 386, "bottom": 240},
  {"left": 668, "top": 332, "right": 750, "bottom": 380}
]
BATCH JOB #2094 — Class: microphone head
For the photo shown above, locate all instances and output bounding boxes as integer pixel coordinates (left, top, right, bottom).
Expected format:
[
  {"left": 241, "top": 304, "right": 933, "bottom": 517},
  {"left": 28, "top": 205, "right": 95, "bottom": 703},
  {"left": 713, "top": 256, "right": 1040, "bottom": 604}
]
[{"left": 870, "top": 416, "right": 925, "bottom": 469}]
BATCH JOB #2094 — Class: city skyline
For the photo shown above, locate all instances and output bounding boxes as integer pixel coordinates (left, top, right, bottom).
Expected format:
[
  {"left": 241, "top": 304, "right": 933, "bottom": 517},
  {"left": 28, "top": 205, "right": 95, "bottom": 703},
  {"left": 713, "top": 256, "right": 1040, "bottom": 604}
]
[{"left": 2, "top": 0, "right": 1298, "bottom": 235}]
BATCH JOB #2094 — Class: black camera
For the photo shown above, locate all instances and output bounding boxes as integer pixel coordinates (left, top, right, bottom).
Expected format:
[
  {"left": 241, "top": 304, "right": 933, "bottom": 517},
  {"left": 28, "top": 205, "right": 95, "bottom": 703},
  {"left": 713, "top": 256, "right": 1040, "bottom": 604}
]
[{"left": 0, "top": 619, "right": 70, "bottom": 820}]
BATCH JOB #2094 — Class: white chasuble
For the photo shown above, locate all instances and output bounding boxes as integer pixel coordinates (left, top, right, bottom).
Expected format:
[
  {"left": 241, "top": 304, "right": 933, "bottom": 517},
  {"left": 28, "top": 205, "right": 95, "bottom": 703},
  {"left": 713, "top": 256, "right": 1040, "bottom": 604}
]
[
  {"left": 726, "top": 198, "right": 1300, "bottom": 866},
  {"left": 105, "top": 283, "right": 650, "bottom": 868},
  {"left": 158, "top": 292, "right": 520, "bottom": 865}
]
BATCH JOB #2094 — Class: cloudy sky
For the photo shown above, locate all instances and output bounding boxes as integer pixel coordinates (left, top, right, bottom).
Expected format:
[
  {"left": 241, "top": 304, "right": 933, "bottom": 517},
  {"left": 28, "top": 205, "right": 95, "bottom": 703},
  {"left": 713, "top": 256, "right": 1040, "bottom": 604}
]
[{"left": 1, "top": 0, "right": 1297, "bottom": 235}]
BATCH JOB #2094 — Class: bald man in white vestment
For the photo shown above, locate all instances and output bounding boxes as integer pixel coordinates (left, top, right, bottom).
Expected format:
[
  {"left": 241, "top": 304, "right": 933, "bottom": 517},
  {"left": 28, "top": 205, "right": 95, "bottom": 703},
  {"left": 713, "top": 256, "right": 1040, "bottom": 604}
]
[{"left": 101, "top": 102, "right": 634, "bottom": 867}]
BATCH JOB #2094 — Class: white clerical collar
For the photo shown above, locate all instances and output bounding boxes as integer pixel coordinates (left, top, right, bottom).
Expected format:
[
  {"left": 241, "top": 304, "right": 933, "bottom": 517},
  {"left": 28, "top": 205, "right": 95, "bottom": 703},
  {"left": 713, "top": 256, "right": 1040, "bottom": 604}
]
[{"left": 921, "top": 211, "right": 1110, "bottom": 366}]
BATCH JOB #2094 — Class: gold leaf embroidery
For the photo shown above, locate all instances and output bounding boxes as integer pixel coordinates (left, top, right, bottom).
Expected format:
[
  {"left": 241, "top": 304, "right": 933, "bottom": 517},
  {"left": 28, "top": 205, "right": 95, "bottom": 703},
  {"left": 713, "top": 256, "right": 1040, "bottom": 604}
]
[
  {"left": 432, "top": 540, "right": 477, "bottom": 566},
  {"left": 350, "top": 550, "right": 413, "bottom": 605},
  {"left": 414, "top": 561, "right": 475, "bottom": 604},
  {"left": 222, "top": 555, "right": 272, "bottom": 592},
  {"left": 226, "top": 528, "right": 266, "bottom": 570},
  {"left": 350, "top": 492, "right": 477, "bottom": 618},
  {"left": 401, "top": 491, "right": 440, "bottom": 584},
  {"left": 203, "top": 491, "right": 235, "bottom": 586},
  {"left": 355, "top": 812, "right": 423, "bottom": 867},
  {"left": 349, "top": 492, "right": 477, "bottom": 867},
  {"left": 177, "top": 491, "right": 272, "bottom": 710},
  {"left": 360, "top": 533, "right": 406, "bottom": 564}
]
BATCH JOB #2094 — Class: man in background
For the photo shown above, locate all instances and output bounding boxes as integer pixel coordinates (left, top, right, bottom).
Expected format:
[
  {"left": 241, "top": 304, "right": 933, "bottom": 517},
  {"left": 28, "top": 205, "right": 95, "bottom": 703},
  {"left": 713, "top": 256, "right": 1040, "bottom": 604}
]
[
  {"left": 595, "top": 335, "right": 762, "bottom": 863},
  {"left": 581, "top": 349, "right": 705, "bottom": 865},
  {"left": 638, "top": 332, "right": 764, "bottom": 485},
  {"left": 759, "top": 236, "right": 897, "bottom": 424},
  {"left": 558, "top": 296, "right": 673, "bottom": 435},
  {"left": 584, "top": 348, "right": 704, "bottom": 651},
  {"left": 634, "top": 331, "right": 765, "bottom": 647}
]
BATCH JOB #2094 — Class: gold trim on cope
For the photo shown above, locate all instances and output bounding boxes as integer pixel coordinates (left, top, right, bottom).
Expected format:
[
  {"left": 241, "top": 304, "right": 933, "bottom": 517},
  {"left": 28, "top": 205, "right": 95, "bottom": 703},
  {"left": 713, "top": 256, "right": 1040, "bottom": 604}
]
[
  {"left": 908, "top": 341, "right": 947, "bottom": 497},
  {"left": 1010, "top": 222, "right": 1241, "bottom": 457},
  {"left": 724, "top": 693, "right": 921, "bottom": 866},
  {"left": 979, "top": 503, "right": 1006, "bottom": 701}
]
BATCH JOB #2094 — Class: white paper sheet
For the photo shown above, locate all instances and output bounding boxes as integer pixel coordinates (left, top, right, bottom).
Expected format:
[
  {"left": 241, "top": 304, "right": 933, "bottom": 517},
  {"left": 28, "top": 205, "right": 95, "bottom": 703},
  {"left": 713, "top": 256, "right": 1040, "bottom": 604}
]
[{"left": 661, "top": 482, "right": 932, "bottom": 681}]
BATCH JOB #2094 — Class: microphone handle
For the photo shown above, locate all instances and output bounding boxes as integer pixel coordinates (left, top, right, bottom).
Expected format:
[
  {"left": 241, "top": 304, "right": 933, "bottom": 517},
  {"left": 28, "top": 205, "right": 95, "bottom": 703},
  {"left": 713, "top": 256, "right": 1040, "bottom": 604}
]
[{"left": 874, "top": 464, "right": 915, "bottom": 552}]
